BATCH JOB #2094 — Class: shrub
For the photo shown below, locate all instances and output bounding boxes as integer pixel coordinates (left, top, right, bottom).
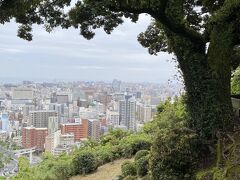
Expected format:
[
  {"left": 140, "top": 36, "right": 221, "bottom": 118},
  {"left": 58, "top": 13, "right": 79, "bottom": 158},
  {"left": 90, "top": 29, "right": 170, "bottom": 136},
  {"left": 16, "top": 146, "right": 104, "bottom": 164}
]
[
  {"left": 120, "top": 134, "right": 151, "bottom": 158},
  {"left": 150, "top": 127, "right": 200, "bottom": 180},
  {"left": 136, "top": 156, "right": 149, "bottom": 177},
  {"left": 72, "top": 152, "right": 97, "bottom": 175},
  {"left": 134, "top": 150, "right": 149, "bottom": 161},
  {"left": 131, "top": 140, "right": 151, "bottom": 155},
  {"left": 119, "top": 143, "right": 133, "bottom": 158},
  {"left": 95, "top": 145, "right": 115, "bottom": 165},
  {"left": 121, "top": 161, "right": 137, "bottom": 177},
  {"left": 52, "top": 161, "right": 72, "bottom": 180}
]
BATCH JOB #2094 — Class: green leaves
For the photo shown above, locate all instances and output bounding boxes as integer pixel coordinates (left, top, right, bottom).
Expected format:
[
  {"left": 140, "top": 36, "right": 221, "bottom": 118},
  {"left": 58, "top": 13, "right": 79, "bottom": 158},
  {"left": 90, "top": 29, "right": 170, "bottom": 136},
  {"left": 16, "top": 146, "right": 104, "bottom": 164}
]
[
  {"left": 138, "top": 22, "right": 169, "bottom": 55},
  {"left": 231, "top": 66, "right": 240, "bottom": 95},
  {"left": 17, "top": 24, "right": 33, "bottom": 41}
]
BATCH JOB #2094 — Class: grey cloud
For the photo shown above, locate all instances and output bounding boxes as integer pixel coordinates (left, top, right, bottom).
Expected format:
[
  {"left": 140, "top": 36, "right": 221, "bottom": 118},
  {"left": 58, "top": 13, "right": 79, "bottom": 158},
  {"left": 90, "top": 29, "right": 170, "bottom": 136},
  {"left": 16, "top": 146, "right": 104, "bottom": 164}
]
[{"left": 0, "top": 15, "right": 178, "bottom": 83}]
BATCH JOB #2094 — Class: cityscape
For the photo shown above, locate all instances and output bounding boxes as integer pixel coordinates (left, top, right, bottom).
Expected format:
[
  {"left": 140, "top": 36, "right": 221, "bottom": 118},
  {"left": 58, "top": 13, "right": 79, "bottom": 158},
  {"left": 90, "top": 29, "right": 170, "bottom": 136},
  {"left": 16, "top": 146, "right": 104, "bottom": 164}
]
[
  {"left": 1, "top": 1, "right": 240, "bottom": 179},
  {"left": 0, "top": 79, "right": 182, "bottom": 177}
]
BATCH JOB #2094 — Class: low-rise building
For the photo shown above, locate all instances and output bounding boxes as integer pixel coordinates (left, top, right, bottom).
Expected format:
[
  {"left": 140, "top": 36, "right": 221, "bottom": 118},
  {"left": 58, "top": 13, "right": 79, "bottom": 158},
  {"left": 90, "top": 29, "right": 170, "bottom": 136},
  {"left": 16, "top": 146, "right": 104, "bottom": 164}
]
[{"left": 59, "top": 133, "right": 74, "bottom": 146}]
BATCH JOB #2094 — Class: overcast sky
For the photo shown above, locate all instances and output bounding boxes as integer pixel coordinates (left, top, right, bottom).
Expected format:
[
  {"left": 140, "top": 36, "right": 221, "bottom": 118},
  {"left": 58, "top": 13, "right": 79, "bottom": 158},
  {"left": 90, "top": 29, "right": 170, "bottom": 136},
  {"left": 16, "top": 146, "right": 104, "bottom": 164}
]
[{"left": 0, "top": 15, "right": 177, "bottom": 83}]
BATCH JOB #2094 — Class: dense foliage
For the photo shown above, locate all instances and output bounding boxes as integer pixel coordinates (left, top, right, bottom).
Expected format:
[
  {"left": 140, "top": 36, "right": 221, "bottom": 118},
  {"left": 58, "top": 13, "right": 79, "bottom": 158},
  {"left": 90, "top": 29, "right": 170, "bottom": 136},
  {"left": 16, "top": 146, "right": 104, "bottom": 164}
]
[
  {"left": 12, "top": 129, "right": 151, "bottom": 180},
  {"left": 121, "top": 161, "right": 137, "bottom": 177},
  {"left": 12, "top": 153, "right": 73, "bottom": 180},
  {"left": 134, "top": 150, "right": 149, "bottom": 162},
  {"left": 1, "top": 0, "right": 240, "bottom": 141},
  {"left": 231, "top": 66, "right": 240, "bottom": 95},
  {"left": 116, "top": 97, "right": 204, "bottom": 179},
  {"left": 72, "top": 151, "right": 97, "bottom": 175},
  {"left": 135, "top": 155, "right": 149, "bottom": 177}
]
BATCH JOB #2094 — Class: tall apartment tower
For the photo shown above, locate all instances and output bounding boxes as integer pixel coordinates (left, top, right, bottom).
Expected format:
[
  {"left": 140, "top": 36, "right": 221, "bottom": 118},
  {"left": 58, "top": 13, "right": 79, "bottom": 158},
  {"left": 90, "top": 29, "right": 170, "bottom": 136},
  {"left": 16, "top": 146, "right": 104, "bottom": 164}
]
[
  {"left": 106, "top": 109, "right": 120, "bottom": 126},
  {"left": 23, "top": 104, "right": 35, "bottom": 123},
  {"left": 119, "top": 95, "right": 136, "bottom": 131},
  {"left": 88, "top": 119, "right": 100, "bottom": 141},
  {"left": 48, "top": 116, "right": 59, "bottom": 134},
  {"left": 29, "top": 110, "right": 57, "bottom": 128}
]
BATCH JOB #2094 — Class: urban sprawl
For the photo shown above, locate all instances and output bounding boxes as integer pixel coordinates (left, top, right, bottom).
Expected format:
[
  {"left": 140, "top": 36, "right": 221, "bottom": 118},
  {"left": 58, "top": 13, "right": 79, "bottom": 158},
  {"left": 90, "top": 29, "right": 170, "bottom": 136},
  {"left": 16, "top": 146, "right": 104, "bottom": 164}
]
[{"left": 0, "top": 80, "right": 181, "bottom": 176}]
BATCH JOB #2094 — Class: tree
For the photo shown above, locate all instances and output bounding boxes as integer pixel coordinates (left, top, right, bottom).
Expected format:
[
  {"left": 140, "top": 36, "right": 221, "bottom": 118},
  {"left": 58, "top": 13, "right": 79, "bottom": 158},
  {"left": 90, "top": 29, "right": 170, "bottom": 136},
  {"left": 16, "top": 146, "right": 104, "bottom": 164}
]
[
  {"left": 72, "top": 152, "right": 97, "bottom": 175},
  {"left": 1, "top": 1, "right": 240, "bottom": 140}
]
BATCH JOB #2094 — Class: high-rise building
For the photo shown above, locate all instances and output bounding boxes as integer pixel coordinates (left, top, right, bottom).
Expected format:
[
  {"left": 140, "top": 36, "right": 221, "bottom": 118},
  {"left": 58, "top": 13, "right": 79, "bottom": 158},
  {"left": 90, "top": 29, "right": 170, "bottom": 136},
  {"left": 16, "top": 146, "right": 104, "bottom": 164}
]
[
  {"left": 88, "top": 119, "right": 100, "bottom": 141},
  {"left": 119, "top": 95, "right": 136, "bottom": 131},
  {"left": 60, "top": 119, "right": 89, "bottom": 142},
  {"left": 45, "top": 130, "right": 61, "bottom": 153},
  {"left": 22, "top": 104, "right": 35, "bottom": 123},
  {"left": 22, "top": 127, "right": 48, "bottom": 151},
  {"left": 48, "top": 116, "right": 59, "bottom": 134},
  {"left": 29, "top": 110, "right": 57, "bottom": 128},
  {"left": 136, "top": 103, "right": 152, "bottom": 123},
  {"left": 106, "top": 110, "right": 119, "bottom": 126},
  {"left": 49, "top": 103, "right": 64, "bottom": 116}
]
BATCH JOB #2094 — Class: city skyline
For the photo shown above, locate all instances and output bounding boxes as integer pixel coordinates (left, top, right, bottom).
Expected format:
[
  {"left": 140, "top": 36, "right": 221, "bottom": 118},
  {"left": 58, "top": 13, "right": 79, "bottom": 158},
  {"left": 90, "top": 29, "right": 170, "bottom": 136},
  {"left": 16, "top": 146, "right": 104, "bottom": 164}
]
[{"left": 0, "top": 15, "right": 177, "bottom": 83}]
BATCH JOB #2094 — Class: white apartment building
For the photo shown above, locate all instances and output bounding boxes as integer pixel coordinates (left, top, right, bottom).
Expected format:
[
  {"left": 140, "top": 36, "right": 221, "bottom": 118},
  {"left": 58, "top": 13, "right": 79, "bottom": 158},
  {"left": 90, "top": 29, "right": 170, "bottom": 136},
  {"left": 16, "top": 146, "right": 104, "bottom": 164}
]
[
  {"left": 48, "top": 116, "right": 59, "bottom": 134},
  {"left": 106, "top": 109, "right": 120, "bottom": 126},
  {"left": 45, "top": 130, "right": 61, "bottom": 154},
  {"left": 119, "top": 95, "right": 136, "bottom": 131}
]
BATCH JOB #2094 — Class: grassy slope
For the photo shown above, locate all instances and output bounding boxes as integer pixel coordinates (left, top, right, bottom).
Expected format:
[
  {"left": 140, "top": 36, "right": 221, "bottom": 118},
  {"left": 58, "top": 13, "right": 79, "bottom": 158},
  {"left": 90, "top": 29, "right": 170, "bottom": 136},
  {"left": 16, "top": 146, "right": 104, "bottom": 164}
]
[{"left": 71, "top": 158, "right": 133, "bottom": 180}]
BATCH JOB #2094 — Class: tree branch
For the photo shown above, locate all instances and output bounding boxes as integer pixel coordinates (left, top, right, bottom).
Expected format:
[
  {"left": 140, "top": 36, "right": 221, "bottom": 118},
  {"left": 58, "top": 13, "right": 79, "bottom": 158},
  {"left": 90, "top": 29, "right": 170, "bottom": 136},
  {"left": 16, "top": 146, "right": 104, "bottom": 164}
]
[{"left": 110, "top": 0, "right": 205, "bottom": 45}]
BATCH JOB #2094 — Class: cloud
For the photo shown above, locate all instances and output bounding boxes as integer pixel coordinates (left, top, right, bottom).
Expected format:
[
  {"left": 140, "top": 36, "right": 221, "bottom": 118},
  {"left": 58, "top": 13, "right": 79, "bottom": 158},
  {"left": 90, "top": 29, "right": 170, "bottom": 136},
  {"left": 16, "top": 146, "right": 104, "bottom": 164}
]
[
  {"left": 0, "top": 47, "right": 24, "bottom": 53},
  {"left": 0, "top": 15, "right": 177, "bottom": 83}
]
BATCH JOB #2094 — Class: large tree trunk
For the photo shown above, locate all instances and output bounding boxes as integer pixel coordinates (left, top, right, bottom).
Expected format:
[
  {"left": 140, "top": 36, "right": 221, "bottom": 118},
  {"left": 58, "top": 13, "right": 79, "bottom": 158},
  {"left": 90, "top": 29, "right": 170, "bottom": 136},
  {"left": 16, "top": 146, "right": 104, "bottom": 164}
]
[
  {"left": 171, "top": 24, "right": 234, "bottom": 139},
  {"left": 182, "top": 54, "right": 233, "bottom": 139}
]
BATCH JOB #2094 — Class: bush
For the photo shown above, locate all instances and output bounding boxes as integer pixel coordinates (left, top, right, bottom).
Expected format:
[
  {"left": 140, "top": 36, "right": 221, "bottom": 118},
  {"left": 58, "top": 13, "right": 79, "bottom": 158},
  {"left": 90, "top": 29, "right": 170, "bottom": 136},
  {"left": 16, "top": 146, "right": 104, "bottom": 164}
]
[
  {"left": 95, "top": 145, "right": 115, "bottom": 165},
  {"left": 120, "top": 134, "right": 151, "bottom": 158},
  {"left": 150, "top": 127, "right": 200, "bottom": 180},
  {"left": 147, "top": 96, "right": 202, "bottom": 179},
  {"left": 134, "top": 150, "right": 149, "bottom": 161},
  {"left": 52, "top": 161, "right": 72, "bottom": 180},
  {"left": 121, "top": 161, "right": 137, "bottom": 177},
  {"left": 72, "top": 152, "right": 97, "bottom": 175},
  {"left": 130, "top": 139, "right": 151, "bottom": 155},
  {"left": 136, "top": 156, "right": 149, "bottom": 177}
]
